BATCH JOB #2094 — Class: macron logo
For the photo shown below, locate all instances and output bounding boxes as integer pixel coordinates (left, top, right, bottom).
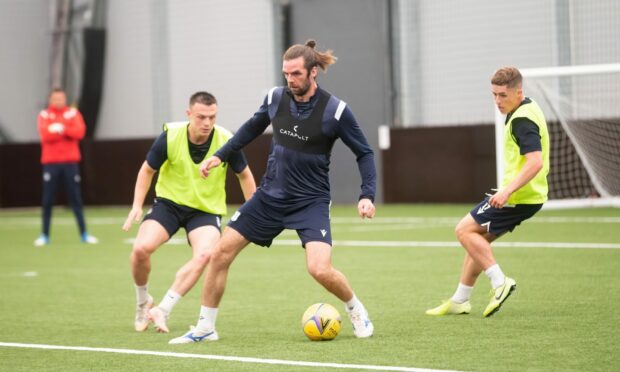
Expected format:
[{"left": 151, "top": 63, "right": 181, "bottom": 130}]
[
  {"left": 477, "top": 203, "right": 490, "bottom": 215},
  {"left": 320, "top": 229, "right": 327, "bottom": 237}
]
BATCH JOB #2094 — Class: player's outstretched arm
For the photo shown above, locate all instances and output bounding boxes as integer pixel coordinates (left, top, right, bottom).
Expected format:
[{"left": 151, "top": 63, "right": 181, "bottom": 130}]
[
  {"left": 357, "top": 198, "right": 376, "bottom": 219},
  {"left": 122, "top": 161, "right": 157, "bottom": 231},
  {"left": 236, "top": 166, "right": 256, "bottom": 201},
  {"left": 199, "top": 156, "right": 222, "bottom": 178}
]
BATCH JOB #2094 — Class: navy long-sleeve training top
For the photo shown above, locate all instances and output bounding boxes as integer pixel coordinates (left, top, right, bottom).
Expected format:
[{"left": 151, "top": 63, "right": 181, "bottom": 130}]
[{"left": 215, "top": 86, "right": 376, "bottom": 205}]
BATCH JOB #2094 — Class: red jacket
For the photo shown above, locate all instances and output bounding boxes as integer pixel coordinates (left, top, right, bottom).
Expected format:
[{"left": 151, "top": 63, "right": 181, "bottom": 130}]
[{"left": 37, "top": 105, "right": 86, "bottom": 164}]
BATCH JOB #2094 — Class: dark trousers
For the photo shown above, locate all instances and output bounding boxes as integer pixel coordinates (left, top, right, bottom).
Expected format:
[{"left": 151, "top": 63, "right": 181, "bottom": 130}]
[{"left": 41, "top": 163, "right": 87, "bottom": 237}]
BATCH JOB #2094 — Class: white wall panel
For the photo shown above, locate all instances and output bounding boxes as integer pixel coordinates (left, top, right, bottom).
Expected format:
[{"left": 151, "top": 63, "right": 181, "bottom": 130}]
[
  {"left": 569, "top": 0, "right": 620, "bottom": 116},
  {"left": 96, "top": 0, "right": 276, "bottom": 140},
  {"left": 572, "top": 0, "right": 620, "bottom": 65},
  {"left": 399, "top": 0, "right": 557, "bottom": 126},
  {"left": 96, "top": 0, "right": 155, "bottom": 139},
  {"left": 166, "top": 0, "right": 277, "bottom": 131},
  {"left": 4, "top": 1, "right": 618, "bottom": 139},
  {"left": 0, "top": 0, "right": 50, "bottom": 142}
]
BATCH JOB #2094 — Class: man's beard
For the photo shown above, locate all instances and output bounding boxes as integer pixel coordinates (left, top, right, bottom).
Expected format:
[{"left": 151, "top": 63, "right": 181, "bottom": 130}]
[{"left": 289, "top": 79, "right": 311, "bottom": 97}]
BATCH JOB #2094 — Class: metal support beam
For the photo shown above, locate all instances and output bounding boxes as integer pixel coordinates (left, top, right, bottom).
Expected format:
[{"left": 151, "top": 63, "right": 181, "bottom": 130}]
[{"left": 50, "top": 0, "right": 71, "bottom": 90}]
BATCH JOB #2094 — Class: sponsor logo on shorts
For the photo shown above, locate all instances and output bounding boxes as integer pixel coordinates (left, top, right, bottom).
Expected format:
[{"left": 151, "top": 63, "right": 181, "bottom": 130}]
[
  {"left": 216, "top": 216, "right": 221, "bottom": 227},
  {"left": 43, "top": 172, "right": 51, "bottom": 182},
  {"left": 231, "top": 211, "right": 241, "bottom": 222},
  {"left": 320, "top": 229, "right": 327, "bottom": 237}
]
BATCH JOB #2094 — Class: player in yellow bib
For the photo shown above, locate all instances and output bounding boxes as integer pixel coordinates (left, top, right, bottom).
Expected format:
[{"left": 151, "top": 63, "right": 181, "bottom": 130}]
[
  {"left": 122, "top": 92, "right": 256, "bottom": 333},
  {"left": 427, "top": 67, "right": 549, "bottom": 317}
]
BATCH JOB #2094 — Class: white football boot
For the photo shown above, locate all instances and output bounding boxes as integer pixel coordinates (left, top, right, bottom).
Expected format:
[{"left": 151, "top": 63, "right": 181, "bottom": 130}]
[
  {"left": 148, "top": 306, "right": 170, "bottom": 333},
  {"left": 34, "top": 235, "right": 50, "bottom": 247},
  {"left": 134, "top": 295, "right": 153, "bottom": 332},
  {"left": 346, "top": 304, "right": 374, "bottom": 338},
  {"left": 169, "top": 326, "right": 219, "bottom": 344},
  {"left": 81, "top": 233, "right": 99, "bottom": 244}
]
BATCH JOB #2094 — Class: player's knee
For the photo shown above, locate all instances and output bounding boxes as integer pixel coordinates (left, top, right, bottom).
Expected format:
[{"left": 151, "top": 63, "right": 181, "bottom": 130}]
[
  {"left": 307, "top": 262, "right": 332, "bottom": 283},
  {"left": 131, "top": 242, "right": 152, "bottom": 262},
  {"left": 210, "top": 247, "right": 233, "bottom": 269},
  {"left": 455, "top": 221, "right": 471, "bottom": 242},
  {"left": 455, "top": 224, "right": 465, "bottom": 241},
  {"left": 194, "top": 250, "right": 212, "bottom": 268}
]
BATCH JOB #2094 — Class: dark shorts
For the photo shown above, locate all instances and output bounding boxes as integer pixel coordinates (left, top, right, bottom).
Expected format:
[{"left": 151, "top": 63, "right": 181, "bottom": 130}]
[
  {"left": 143, "top": 198, "right": 221, "bottom": 237},
  {"left": 469, "top": 197, "right": 543, "bottom": 236},
  {"left": 227, "top": 191, "right": 332, "bottom": 248}
]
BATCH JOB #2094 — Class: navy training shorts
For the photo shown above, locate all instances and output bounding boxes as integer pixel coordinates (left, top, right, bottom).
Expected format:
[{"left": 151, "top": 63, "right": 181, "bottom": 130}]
[
  {"left": 143, "top": 197, "right": 221, "bottom": 237},
  {"left": 227, "top": 191, "right": 332, "bottom": 248},
  {"left": 469, "top": 197, "right": 542, "bottom": 236}
]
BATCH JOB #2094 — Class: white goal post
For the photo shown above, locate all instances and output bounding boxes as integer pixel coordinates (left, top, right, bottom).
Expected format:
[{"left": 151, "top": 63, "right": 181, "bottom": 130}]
[{"left": 494, "top": 63, "right": 620, "bottom": 209}]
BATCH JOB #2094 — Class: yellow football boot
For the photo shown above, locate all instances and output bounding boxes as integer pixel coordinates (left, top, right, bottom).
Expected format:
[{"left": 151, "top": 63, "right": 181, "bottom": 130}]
[
  {"left": 426, "top": 300, "right": 471, "bottom": 316},
  {"left": 483, "top": 277, "right": 517, "bottom": 317}
]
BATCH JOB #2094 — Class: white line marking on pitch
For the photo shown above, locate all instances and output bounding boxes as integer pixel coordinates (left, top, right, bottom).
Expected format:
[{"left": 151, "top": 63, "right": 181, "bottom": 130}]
[
  {"left": 3, "top": 215, "right": 620, "bottom": 226},
  {"left": 273, "top": 240, "right": 620, "bottom": 250},
  {"left": 0, "top": 342, "right": 460, "bottom": 372},
  {"left": 127, "top": 238, "right": 620, "bottom": 250}
]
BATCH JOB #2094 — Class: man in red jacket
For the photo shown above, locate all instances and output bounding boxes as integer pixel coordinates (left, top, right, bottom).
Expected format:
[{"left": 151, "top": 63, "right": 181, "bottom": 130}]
[{"left": 35, "top": 88, "right": 98, "bottom": 246}]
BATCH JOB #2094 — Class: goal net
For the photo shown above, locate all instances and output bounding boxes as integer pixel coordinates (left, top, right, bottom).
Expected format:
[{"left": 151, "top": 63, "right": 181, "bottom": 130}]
[{"left": 495, "top": 63, "right": 620, "bottom": 209}]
